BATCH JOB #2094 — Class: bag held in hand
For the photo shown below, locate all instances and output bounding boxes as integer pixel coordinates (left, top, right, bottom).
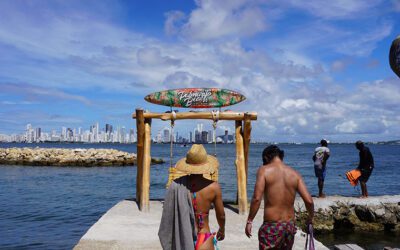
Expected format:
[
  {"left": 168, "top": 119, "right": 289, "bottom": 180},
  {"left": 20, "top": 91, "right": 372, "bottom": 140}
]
[{"left": 346, "top": 169, "right": 361, "bottom": 186}]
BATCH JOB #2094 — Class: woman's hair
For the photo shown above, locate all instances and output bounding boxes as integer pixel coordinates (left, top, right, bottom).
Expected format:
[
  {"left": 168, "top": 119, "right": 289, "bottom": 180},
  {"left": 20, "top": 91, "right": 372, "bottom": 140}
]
[{"left": 262, "top": 145, "right": 284, "bottom": 165}]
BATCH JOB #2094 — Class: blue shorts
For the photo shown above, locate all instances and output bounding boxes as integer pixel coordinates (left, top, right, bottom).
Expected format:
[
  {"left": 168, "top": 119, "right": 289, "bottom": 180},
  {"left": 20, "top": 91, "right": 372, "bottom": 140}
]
[{"left": 314, "top": 164, "right": 326, "bottom": 181}]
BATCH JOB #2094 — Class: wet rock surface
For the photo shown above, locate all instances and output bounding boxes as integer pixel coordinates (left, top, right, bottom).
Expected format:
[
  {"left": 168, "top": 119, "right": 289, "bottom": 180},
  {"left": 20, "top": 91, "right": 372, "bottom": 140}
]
[
  {"left": 0, "top": 147, "right": 164, "bottom": 166},
  {"left": 295, "top": 196, "right": 400, "bottom": 233}
]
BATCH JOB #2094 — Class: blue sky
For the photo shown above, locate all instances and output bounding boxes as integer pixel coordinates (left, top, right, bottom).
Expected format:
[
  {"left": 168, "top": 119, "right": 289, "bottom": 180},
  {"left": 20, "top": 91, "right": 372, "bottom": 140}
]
[{"left": 0, "top": 0, "right": 399, "bottom": 142}]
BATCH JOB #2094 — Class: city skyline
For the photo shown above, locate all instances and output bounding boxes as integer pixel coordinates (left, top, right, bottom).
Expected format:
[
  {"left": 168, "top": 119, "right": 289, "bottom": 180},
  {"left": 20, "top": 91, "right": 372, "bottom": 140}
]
[
  {"left": 0, "top": 122, "right": 235, "bottom": 144},
  {"left": 0, "top": 1, "right": 399, "bottom": 142}
]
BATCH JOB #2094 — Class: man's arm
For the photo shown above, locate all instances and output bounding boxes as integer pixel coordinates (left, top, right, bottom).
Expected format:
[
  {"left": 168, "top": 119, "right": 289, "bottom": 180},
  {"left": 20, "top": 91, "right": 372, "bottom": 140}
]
[
  {"left": 297, "top": 175, "right": 314, "bottom": 225},
  {"left": 245, "top": 166, "right": 266, "bottom": 237},
  {"left": 324, "top": 150, "right": 330, "bottom": 163},
  {"left": 213, "top": 183, "right": 225, "bottom": 241}
]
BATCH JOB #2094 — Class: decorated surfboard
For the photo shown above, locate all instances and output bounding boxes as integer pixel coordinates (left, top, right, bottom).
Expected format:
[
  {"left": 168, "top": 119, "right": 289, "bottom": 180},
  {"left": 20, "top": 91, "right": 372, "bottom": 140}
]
[
  {"left": 144, "top": 88, "right": 246, "bottom": 108},
  {"left": 389, "top": 35, "right": 400, "bottom": 78}
]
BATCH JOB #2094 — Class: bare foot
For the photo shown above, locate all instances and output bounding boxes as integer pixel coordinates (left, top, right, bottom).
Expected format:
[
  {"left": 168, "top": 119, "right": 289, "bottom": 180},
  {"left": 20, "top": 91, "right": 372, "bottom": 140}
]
[
  {"left": 318, "top": 193, "right": 326, "bottom": 198},
  {"left": 359, "top": 195, "right": 367, "bottom": 199}
]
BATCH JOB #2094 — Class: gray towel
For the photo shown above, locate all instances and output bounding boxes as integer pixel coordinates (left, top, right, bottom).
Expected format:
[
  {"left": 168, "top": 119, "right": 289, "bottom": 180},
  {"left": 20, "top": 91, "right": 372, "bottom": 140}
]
[{"left": 158, "top": 176, "right": 195, "bottom": 250}]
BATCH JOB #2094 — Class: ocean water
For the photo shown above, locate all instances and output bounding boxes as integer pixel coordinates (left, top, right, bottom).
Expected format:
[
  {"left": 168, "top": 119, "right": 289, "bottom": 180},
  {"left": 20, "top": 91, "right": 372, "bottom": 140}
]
[{"left": 0, "top": 143, "right": 399, "bottom": 249}]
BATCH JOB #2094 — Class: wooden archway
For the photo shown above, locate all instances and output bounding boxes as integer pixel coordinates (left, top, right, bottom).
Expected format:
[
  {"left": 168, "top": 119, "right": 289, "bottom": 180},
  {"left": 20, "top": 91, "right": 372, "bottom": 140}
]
[{"left": 132, "top": 109, "right": 257, "bottom": 214}]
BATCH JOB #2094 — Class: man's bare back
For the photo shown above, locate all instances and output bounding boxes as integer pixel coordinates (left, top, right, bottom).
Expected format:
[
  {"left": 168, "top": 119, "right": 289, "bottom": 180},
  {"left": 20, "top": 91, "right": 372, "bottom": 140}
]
[
  {"left": 245, "top": 145, "right": 313, "bottom": 250},
  {"left": 262, "top": 161, "right": 300, "bottom": 221}
]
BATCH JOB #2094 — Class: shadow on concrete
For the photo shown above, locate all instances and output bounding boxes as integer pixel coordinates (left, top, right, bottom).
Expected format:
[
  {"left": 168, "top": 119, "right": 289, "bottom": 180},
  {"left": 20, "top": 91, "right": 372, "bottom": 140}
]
[
  {"left": 125, "top": 198, "right": 164, "bottom": 210},
  {"left": 125, "top": 198, "right": 240, "bottom": 214}
]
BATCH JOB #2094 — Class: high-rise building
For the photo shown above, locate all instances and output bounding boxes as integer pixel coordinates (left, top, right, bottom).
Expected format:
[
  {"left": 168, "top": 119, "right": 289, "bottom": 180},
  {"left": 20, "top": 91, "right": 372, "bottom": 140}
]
[
  {"left": 207, "top": 130, "right": 212, "bottom": 143},
  {"left": 67, "top": 128, "right": 73, "bottom": 141},
  {"left": 224, "top": 130, "right": 228, "bottom": 144},
  {"left": 189, "top": 132, "right": 193, "bottom": 143},
  {"left": 197, "top": 123, "right": 203, "bottom": 133},
  {"left": 62, "top": 127, "right": 67, "bottom": 141},
  {"left": 25, "top": 124, "right": 33, "bottom": 142},
  {"left": 163, "top": 128, "right": 170, "bottom": 143},
  {"left": 120, "top": 126, "right": 126, "bottom": 143},
  {"left": 195, "top": 130, "right": 201, "bottom": 143},
  {"left": 129, "top": 129, "right": 135, "bottom": 143},
  {"left": 105, "top": 124, "right": 113, "bottom": 134},
  {"left": 201, "top": 131, "right": 208, "bottom": 143},
  {"left": 35, "top": 128, "right": 41, "bottom": 142}
]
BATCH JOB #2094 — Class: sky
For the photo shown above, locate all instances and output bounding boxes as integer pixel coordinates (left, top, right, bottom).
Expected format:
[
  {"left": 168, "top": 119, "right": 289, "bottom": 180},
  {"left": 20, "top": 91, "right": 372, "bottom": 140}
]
[{"left": 0, "top": 0, "right": 399, "bottom": 142}]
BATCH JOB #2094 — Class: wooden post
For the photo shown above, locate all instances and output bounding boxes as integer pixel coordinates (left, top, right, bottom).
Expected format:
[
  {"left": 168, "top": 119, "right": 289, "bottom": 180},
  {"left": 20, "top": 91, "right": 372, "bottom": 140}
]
[
  {"left": 135, "top": 109, "right": 145, "bottom": 209},
  {"left": 235, "top": 120, "right": 248, "bottom": 214},
  {"left": 141, "top": 118, "right": 152, "bottom": 212},
  {"left": 243, "top": 113, "right": 252, "bottom": 186}
]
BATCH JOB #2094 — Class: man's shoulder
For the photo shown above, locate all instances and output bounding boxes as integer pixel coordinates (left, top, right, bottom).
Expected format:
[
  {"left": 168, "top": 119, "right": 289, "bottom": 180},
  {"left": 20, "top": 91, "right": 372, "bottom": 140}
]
[{"left": 284, "top": 164, "right": 299, "bottom": 175}]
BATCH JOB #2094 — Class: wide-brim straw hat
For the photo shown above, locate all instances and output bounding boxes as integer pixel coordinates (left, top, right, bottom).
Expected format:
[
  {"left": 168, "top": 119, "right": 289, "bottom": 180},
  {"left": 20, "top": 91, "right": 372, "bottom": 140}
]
[{"left": 175, "top": 144, "right": 219, "bottom": 176}]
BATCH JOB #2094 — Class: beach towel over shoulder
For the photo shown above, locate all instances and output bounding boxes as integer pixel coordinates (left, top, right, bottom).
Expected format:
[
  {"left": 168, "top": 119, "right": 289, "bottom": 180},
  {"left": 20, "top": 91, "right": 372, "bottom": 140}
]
[{"left": 158, "top": 176, "right": 196, "bottom": 250}]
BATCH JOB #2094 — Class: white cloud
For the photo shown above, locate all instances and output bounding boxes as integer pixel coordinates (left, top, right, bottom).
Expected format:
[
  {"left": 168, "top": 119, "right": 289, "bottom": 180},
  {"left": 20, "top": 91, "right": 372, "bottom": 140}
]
[
  {"left": 166, "top": 0, "right": 268, "bottom": 40},
  {"left": 269, "top": 21, "right": 393, "bottom": 58},
  {"left": 336, "top": 22, "right": 393, "bottom": 56},
  {"left": 335, "top": 120, "right": 358, "bottom": 133},
  {"left": 280, "top": 99, "right": 310, "bottom": 110},
  {"left": 137, "top": 47, "right": 181, "bottom": 67},
  {"left": 283, "top": 0, "right": 383, "bottom": 19}
]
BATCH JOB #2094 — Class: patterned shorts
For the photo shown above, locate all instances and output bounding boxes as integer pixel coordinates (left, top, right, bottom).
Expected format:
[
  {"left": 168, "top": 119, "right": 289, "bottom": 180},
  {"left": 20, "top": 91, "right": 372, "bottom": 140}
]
[{"left": 258, "top": 220, "right": 297, "bottom": 250}]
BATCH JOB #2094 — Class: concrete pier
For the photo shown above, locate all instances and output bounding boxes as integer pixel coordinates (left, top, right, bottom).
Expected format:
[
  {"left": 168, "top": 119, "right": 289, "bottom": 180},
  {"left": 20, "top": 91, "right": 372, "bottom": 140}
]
[{"left": 74, "top": 200, "right": 328, "bottom": 250}]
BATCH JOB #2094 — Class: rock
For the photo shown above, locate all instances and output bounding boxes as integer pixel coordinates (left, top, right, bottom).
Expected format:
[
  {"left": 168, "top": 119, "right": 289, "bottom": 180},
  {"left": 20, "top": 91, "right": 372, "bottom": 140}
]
[
  {"left": 374, "top": 207, "right": 385, "bottom": 218},
  {"left": 0, "top": 147, "right": 166, "bottom": 167},
  {"left": 151, "top": 158, "right": 165, "bottom": 164},
  {"left": 355, "top": 205, "right": 375, "bottom": 222}
]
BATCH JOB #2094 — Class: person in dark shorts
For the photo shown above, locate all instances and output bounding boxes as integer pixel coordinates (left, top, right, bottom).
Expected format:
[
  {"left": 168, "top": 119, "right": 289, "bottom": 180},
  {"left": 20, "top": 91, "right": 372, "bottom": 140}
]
[
  {"left": 313, "top": 139, "right": 330, "bottom": 198},
  {"left": 355, "top": 141, "right": 374, "bottom": 198}
]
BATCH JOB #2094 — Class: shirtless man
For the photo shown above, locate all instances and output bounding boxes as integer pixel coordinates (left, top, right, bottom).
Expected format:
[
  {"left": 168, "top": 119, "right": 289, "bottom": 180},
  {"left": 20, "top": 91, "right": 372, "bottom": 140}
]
[{"left": 245, "top": 145, "right": 314, "bottom": 250}]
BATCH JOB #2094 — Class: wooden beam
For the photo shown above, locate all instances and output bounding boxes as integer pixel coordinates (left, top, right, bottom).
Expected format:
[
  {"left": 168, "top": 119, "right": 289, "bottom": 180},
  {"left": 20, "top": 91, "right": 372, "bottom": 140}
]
[
  {"left": 132, "top": 111, "right": 257, "bottom": 121},
  {"left": 135, "top": 109, "right": 145, "bottom": 209},
  {"left": 235, "top": 120, "right": 248, "bottom": 214},
  {"left": 243, "top": 114, "right": 252, "bottom": 186},
  {"left": 140, "top": 118, "right": 152, "bottom": 212}
]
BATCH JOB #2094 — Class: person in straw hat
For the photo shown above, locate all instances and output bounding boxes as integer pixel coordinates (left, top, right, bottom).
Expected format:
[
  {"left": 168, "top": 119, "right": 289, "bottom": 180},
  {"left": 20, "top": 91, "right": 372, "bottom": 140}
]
[{"left": 159, "top": 144, "right": 225, "bottom": 250}]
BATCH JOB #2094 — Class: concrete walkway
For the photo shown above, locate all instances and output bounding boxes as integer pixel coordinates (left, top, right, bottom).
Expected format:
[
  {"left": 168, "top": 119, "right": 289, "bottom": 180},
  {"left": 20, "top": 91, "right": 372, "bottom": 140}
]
[{"left": 74, "top": 199, "right": 328, "bottom": 250}]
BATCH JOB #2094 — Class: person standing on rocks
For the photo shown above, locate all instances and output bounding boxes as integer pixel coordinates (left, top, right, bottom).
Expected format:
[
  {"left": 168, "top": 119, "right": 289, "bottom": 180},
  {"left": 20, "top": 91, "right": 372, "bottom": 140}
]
[
  {"left": 245, "top": 145, "right": 314, "bottom": 250},
  {"left": 355, "top": 140, "right": 374, "bottom": 198},
  {"left": 313, "top": 139, "right": 330, "bottom": 198}
]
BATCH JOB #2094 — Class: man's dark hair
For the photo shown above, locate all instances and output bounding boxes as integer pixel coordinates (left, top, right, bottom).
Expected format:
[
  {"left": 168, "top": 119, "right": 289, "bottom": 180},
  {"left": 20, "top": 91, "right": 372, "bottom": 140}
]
[
  {"left": 355, "top": 140, "right": 364, "bottom": 150},
  {"left": 262, "top": 145, "right": 284, "bottom": 165},
  {"left": 320, "top": 139, "right": 328, "bottom": 147}
]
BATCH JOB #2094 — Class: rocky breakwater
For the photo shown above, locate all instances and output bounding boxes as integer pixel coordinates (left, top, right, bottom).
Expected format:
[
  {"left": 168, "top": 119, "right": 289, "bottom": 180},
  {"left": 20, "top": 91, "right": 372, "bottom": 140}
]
[
  {"left": 0, "top": 147, "right": 164, "bottom": 166},
  {"left": 295, "top": 195, "right": 400, "bottom": 233}
]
